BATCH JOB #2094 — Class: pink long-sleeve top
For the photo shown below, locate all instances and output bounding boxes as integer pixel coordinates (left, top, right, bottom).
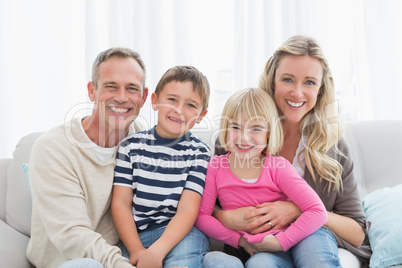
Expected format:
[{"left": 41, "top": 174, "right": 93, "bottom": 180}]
[{"left": 195, "top": 153, "right": 328, "bottom": 251}]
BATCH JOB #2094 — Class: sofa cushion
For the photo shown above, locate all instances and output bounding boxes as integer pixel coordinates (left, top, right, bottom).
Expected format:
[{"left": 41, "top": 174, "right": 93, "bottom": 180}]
[
  {"left": 0, "top": 159, "right": 11, "bottom": 221},
  {"left": 22, "top": 163, "right": 30, "bottom": 187},
  {"left": 363, "top": 184, "right": 402, "bottom": 268},
  {"left": 5, "top": 132, "right": 43, "bottom": 237},
  {"left": 347, "top": 121, "right": 402, "bottom": 194},
  {"left": 0, "top": 220, "right": 33, "bottom": 268}
]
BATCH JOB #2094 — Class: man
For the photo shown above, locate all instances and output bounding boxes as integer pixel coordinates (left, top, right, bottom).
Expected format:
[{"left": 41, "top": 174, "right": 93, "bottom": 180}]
[{"left": 26, "top": 48, "right": 148, "bottom": 268}]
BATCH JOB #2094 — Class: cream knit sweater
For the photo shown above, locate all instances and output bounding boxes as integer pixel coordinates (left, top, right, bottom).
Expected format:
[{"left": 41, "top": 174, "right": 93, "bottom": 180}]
[{"left": 27, "top": 118, "right": 136, "bottom": 268}]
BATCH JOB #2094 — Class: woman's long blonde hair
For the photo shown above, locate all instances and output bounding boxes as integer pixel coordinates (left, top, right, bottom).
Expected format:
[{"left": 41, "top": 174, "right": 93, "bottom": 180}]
[{"left": 259, "top": 35, "right": 344, "bottom": 192}]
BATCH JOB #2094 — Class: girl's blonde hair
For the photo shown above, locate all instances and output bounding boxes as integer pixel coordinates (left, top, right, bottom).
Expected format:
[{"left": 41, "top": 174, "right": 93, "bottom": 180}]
[
  {"left": 219, "top": 88, "right": 283, "bottom": 155},
  {"left": 259, "top": 35, "right": 344, "bottom": 192}
]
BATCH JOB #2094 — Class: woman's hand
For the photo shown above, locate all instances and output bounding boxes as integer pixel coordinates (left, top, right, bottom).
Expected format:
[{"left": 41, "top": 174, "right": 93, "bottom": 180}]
[
  {"left": 244, "top": 201, "right": 301, "bottom": 234},
  {"left": 213, "top": 205, "right": 257, "bottom": 231},
  {"left": 213, "top": 201, "right": 301, "bottom": 234}
]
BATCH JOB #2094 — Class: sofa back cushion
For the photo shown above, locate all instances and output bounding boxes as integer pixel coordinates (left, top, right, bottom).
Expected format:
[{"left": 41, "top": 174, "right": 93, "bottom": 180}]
[
  {"left": 191, "top": 124, "right": 219, "bottom": 151},
  {"left": 6, "top": 132, "right": 44, "bottom": 237},
  {"left": 346, "top": 120, "right": 402, "bottom": 194},
  {"left": 0, "top": 159, "right": 11, "bottom": 221}
]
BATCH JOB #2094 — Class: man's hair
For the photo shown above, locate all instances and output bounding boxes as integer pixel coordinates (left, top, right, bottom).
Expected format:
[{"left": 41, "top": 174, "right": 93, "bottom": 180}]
[
  {"left": 91, "top": 47, "right": 146, "bottom": 89},
  {"left": 154, "top": 66, "right": 210, "bottom": 111}
]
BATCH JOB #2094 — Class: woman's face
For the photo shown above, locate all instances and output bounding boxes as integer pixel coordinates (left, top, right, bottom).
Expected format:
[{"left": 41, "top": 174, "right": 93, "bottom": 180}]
[{"left": 273, "top": 55, "right": 323, "bottom": 125}]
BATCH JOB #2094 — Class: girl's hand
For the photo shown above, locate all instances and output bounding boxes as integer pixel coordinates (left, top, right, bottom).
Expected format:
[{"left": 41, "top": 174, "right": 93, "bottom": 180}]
[
  {"left": 253, "top": 234, "right": 283, "bottom": 253},
  {"left": 238, "top": 236, "right": 257, "bottom": 256},
  {"left": 244, "top": 201, "right": 301, "bottom": 234}
]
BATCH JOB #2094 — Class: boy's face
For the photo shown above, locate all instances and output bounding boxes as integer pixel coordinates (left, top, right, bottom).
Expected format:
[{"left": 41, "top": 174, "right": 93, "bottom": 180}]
[{"left": 151, "top": 80, "right": 207, "bottom": 139}]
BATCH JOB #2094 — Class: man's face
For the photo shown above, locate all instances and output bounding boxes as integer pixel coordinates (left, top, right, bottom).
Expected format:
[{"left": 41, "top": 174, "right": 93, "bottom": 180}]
[{"left": 88, "top": 56, "right": 148, "bottom": 132}]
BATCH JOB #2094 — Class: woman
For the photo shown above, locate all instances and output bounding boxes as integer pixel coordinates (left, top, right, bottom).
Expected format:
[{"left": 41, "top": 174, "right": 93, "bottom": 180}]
[{"left": 208, "top": 35, "right": 371, "bottom": 267}]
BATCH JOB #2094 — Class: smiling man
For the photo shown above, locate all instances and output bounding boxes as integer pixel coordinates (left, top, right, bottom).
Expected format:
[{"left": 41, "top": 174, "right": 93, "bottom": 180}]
[{"left": 26, "top": 48, "right": 148, "bottom": 268}]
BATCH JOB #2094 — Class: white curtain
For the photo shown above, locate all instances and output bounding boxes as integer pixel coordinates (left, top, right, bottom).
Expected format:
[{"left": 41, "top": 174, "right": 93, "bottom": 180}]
[{"left": 1, "top": 0, "right": 401, "bottom": 158}]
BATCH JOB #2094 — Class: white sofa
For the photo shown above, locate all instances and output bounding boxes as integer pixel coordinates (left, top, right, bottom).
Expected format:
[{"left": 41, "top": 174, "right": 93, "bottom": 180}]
[{"left": 1, "top": 120, "right": 402, "bottom": 268}]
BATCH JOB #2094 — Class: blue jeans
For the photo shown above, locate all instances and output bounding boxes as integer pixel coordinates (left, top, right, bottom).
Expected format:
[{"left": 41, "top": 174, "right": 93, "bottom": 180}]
[
  {"left": 57, "top": 258, "right": 103, "bottom": 268},
  {"left": 122, "top": 226, "right": 209, "bottom": 268},
  {"left": 245, "top": 227, "right": 342, "bottom": 268},
  {"left": 291, "top": 227, "right": 341, "bottom": 268},
  {"left": 202, "top": 251, "right": 244, "bottom": 268},
  {"left": 203, "top": 228, "right": 341, "bottom": 268}
]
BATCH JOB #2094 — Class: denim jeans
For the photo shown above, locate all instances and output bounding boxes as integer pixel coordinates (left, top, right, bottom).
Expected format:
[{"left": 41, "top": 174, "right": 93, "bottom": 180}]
[
  {"left": 203, "top": 227, "right": 342, "bottom": 268},
  {"left": 121, "top": 226, "right": 209, "bottom": 268},
  {"left": 291, "top": 227, "right": 342, "bottom": 268},
  {"left": 202, "top": 251, "right": 244, "bottom": 268},
  {"left": 57, "top": 258, "right": 103, "bottom": 268},
  {"left": 245, "top": 227, "right": 342, "bottom": 268}
]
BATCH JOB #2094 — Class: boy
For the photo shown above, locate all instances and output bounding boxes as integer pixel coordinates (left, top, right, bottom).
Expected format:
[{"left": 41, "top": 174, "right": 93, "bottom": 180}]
[{"left": 111, "top": 66, "right": 211, "bottom": 268}]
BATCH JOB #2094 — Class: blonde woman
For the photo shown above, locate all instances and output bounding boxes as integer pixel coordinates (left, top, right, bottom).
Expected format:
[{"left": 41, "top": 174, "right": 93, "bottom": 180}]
[{"left": 212, "top": 36, "right": 371, "bottom": 267}]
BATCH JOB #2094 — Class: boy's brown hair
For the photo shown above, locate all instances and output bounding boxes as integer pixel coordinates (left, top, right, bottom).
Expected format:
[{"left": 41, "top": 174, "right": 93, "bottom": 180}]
[{"left": 154, "top": 66, "right": 210, "bottom": 111}]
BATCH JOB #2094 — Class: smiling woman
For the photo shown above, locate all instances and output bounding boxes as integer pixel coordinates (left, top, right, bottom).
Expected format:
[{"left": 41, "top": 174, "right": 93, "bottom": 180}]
[
  {"left": 273, "top": 55, "right": 323, "bottom": 125},
  {"left": 1, "top": 0, "right": 402, "bottom": 158}
]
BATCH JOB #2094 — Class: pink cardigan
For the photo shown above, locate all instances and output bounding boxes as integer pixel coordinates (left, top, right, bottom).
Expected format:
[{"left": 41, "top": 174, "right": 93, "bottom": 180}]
[{"left": 195, "top": 153, "right": 327, "bottom": 251}]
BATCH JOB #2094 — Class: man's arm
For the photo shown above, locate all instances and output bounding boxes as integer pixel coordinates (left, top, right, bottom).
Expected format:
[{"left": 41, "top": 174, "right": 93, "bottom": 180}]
[{"left": 29, "top": 134, "right": 132, "bottom": 267}]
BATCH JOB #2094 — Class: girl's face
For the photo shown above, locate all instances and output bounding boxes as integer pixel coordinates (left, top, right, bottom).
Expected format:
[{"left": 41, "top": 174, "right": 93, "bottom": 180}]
[
  {"left": 273, "top": 55, "right": 323, "bottom": 125},
  {"left": 226, "top": 117, "right": 269, "bottom": 161}
]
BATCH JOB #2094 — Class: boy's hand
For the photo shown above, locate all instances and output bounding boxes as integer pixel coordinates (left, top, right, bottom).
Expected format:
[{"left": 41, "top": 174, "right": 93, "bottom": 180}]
[
  {"left": 128, "top": 247, "right": 146, "bottom": 266},
  {"left": 136, "top": 246, "right": 164, "bottom": 268}
]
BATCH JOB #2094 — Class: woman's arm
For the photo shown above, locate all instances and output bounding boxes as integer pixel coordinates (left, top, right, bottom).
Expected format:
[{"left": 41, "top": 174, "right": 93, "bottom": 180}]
[
  {"left": 213, "top": 201, "right": 301, "bottom": 234},
  {"left": 213, "top": 204, "right": 255, "bottom": 231},
  {"left": 323, "top": 140, "right": 366, "bottom": 247},
  {"left": 325, "top": 211, "right": 365, "bottom": 247}
]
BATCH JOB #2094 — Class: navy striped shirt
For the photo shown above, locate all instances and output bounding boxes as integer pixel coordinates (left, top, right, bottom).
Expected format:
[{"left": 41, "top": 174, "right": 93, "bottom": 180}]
[{"left": 114, "top": 126, "right": 211, "bottom": 232}]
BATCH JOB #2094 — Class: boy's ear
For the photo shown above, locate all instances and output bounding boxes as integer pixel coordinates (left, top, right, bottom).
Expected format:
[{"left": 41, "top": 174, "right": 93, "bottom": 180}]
[
  {"left": 151, "top": 93, "right": 159, "bottom": 111},
  {"left": 195, "top": 109, "right": 208, "bottom": 124}
]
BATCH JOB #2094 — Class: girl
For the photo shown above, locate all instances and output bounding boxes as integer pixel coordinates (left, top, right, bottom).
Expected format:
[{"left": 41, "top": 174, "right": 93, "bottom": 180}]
[{"left": 195, "top": 88, "right": 328, "bottom": 268}]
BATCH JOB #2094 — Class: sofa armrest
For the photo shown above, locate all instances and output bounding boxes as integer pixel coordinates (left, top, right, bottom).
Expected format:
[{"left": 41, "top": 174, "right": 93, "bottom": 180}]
[
  {"left": 0, "top": 220, "right": 33, "bottom": 268},
  {"left": 0, "top": 158, "right": 11, "bottom": 221}
]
